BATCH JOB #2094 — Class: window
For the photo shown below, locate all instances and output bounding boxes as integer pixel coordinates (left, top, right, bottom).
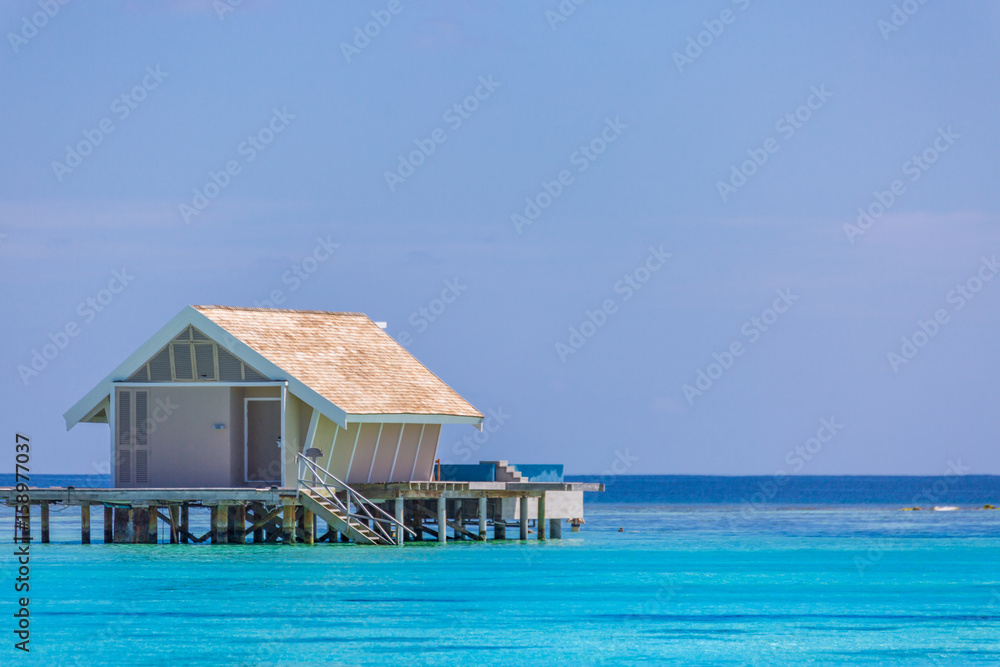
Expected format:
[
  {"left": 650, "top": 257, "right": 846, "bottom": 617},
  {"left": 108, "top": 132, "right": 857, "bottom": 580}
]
[{"left": 125, "top": 326, "right": 268, "bottom": 382}]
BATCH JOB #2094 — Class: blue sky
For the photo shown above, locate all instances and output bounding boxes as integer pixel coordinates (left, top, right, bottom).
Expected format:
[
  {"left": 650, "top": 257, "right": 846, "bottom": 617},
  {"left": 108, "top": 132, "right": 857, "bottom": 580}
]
[{"left": 2, "top": 1, "right": 999, "bottom": 475}]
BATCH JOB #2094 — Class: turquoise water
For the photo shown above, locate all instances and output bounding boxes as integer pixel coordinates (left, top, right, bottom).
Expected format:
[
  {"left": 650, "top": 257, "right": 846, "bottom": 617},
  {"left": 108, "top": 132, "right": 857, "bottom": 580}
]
[{"left": 4, "top": 503, "right": 999, "bottom": 665}]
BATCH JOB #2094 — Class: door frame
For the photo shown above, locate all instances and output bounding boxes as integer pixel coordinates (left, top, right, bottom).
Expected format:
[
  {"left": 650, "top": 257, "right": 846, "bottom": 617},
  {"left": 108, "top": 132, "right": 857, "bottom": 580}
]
[{"left": 244, "top": 397, "right": 283, "bottom": 484}]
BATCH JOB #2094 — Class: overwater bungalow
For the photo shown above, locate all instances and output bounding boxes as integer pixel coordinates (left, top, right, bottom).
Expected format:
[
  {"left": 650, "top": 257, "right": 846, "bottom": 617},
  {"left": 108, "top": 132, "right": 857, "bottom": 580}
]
[{"left": 4, "top": 306, "right": 600, "bottom": 545}]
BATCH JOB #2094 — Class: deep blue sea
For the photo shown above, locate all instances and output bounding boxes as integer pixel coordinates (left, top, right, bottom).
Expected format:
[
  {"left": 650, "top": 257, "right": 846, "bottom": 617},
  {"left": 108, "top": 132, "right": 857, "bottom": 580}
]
[{"left": 2, "top": 474, "right": 999, "bottom": 665}]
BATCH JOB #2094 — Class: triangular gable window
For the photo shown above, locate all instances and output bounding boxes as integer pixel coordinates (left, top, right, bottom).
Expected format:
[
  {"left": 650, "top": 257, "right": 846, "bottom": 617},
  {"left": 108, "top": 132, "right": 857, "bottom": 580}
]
[{"left": 126, "top": 326, "right": 269, "bottom": 382}]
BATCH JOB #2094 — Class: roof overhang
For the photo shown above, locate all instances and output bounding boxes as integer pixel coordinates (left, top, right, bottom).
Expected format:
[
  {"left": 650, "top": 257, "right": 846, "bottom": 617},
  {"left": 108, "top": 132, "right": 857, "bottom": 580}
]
[{"left": 345, "top": 413, "right": 484, "bottom": 427}]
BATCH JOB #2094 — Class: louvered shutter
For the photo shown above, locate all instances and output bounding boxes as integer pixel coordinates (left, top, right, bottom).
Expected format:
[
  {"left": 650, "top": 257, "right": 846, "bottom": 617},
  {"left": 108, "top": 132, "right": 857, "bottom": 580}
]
[
  {"left": 117, "top": 390, "right": 133, "bottom": 486},
  {"left": 118, "top": 391, "right": 131, "bottom": 448},
  {"left": 217, "top": 347, "right": 243, "bottom": 381},
  {"left": 135, "top": 450, "right": 148, "bottom": 485},
  {"left": 243, "top": 365, "right": 268, "bottom": 381},
  {"left": 149, "top": 348, "right": 172, "bottom": 381},
  {"left": 117, "top": 450, "right": 131, "bottom": 485},
  {"left": 116, "top": 389, "right": 152, "bottom": 487},
  {"left": 134, "top": 391, "right": 150, "bottom": 486},
  {"left": 194, "top": 343, "right": 216, "bottom": 380},
  {"left": 135, "top": 391, "right": 148, "bottom": 447},
  {"left": 172, "top": 343, "right": 194, "bottom": 380},
  {"left": 130, "top": 334, "right": 270, "bottom": 384}
]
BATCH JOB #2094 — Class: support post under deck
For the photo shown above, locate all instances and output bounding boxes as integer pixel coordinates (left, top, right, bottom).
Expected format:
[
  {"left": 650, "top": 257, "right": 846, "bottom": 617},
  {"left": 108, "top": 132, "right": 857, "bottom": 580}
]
[
  {"left": 81, "top": 503, "right": 91, "bottom": 544},
  {"left": 282, "top": 499, "right": 296, "bottom": 544},
  {"left": 168, "top": 505, "right": 180, "bottom": 544},
  {"left": 478, "top": 497, "right": 487, "bottom": 541},
  {"left": 212, "top": 505, "right": 229, "bottom": 545},
  {"left": 181, "top": 504, "right": 190, "bottom": 543},
  {"left": 113, "top": 507, "right": 131, "bottom": 543},
  {"left": 40, "top": 502, "right": 49, "bottom": 544},
  {"left": 537, "top": 496, "right": 546, "bottom": 541},
  {"left": 437, "top": 499, "right": 447, "bottom": 544},
  {"left": 394, "top": 499, "right": 404, "bottom": 546},
  {"left": 520, "top": 496, "right": 529, "bottom": 540},
  {"left": 129, "top": 508, "right": 141, "bottom": 543},
  {"left": 228, "top": 505, "right": 245, "bottom": 544},
  {"left": 19, "top": 504, "right": 30, "bottom": 543},
  {"left": 147, "top": 505, "right": 158, "bottom": 544},
  {"left": 303, "top": 507, "right": 315, "bottom": 545}
]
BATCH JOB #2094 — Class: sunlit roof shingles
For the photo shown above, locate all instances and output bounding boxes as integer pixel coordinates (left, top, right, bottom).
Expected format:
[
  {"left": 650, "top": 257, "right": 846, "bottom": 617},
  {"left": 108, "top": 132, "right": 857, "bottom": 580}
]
[{"left": 192, "top": 305, "right": 482, "bottom": 418}]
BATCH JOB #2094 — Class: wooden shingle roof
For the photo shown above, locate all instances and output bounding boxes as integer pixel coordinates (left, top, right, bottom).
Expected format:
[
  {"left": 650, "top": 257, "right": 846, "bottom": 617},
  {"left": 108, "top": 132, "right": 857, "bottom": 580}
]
[{"left": 194, "top": 305, "right": 482, "bottom": 418}]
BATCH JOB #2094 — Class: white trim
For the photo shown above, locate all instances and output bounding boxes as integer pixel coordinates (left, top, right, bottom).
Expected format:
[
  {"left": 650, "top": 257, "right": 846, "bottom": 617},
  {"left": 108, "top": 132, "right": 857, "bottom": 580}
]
[
  {"left": 387, "top": 424, "right": 405, "bottom": 482},
  {"left": 324, "top": 423, "right": 339, "bottom": 470},
  {"left": 410, "top": 424, "right": 426, "bottom": 480},
  {"left": 304, "top": 408, "right": 320, "bottom": 452},
  {"left": 108, "top": 387, "right": 116, "bottom": 487},
  {"left": 280, "top": 383, "right": 287, "bottom": 487},
  {"left": 345, "top": 413, "right": 483, "bottom": 427},
  {"left": 431, "top": 425, "right": 443, "bottom": 482},
  {"left": 116, "top": 381, "right": 285, "bottom": 388},
  {"left": 81, "top": 397, "right": 110, "bottom": 424},
  {"left": 345, "top": 424, "right": 362, "bottom": 482},
  {"left": 243, "top": 397, "right": 282, "bottom": 484},
  {"left": 366, "top": 423, "right": 384, "bottom": 483},
  {"left": 242, "top": 399, "right": 247, "bottom": 484}
]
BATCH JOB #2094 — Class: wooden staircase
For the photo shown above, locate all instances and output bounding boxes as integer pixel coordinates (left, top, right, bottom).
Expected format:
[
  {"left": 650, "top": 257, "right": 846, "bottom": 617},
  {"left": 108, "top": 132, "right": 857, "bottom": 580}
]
[
  {"left": 296, "top": 453, "right": 413, "bottom": 546},
  {"left": 299, "top": 490, "right": 382, "bottom": 545}
]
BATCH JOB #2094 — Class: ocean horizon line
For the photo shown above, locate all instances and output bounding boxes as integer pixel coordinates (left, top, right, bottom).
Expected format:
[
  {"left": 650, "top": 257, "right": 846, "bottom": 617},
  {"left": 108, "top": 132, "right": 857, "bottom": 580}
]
[{"left": 3, "top": 472, "right": 1000, "bottom": 479}]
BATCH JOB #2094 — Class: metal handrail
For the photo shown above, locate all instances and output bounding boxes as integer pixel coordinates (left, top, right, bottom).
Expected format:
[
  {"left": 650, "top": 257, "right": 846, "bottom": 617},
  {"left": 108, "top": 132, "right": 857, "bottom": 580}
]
[{"left": 296, "top": 453, "right": 414, "bottom": 543}]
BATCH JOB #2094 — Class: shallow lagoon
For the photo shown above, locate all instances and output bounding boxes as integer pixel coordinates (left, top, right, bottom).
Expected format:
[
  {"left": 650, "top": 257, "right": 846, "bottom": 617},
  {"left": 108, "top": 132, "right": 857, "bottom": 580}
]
[{"left": 7, "top": 503, "right": 1000, "bottom": 665}]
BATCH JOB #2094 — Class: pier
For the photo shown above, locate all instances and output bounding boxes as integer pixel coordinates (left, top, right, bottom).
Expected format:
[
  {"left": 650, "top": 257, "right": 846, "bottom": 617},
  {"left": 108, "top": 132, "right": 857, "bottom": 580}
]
[{"left": 1, "top": 478, "right": 601, "bottom": 546}]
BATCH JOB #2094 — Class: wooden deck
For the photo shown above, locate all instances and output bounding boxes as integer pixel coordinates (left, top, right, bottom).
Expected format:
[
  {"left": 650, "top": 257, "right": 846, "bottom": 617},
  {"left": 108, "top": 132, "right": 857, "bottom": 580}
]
[{"left": 0, "top": 481, "right": 602, "bottom": 546}]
